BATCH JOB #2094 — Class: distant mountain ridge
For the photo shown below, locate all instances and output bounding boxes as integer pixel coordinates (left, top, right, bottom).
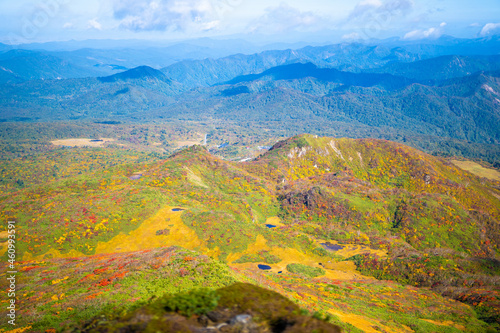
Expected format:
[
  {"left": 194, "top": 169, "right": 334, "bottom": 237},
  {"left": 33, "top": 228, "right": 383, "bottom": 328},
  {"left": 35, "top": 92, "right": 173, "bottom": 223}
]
[
  {"left": 225, "top": 62, "right": 420, "bottom": 90},
  {"left": 1, "top": 35, "right": 500, "bottom": 161},
  {"left": 1, "top": 35, "right": 499, "bottom": 85},
  {"left": 0, "top": 49, "right": 108, "bottom": 83},
  {"left": 366, "top": 54, "right": 500, "bottom": 80},
  {"left": 161, "top": 36, "right": 500, "bottom": 88},
  {"left": 97, "top": 65, "right": 171, "bottom": 83}
]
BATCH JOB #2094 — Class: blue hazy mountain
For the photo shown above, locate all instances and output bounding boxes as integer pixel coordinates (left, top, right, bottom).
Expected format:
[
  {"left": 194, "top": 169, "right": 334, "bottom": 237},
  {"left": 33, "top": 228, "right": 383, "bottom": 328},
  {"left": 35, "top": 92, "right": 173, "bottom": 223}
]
[
  {"left": 365, "top": 55, "right": 500, "bottom": 80},
  {"left": 161, "top": 36, "right": 500, "bottom": 88},
  {"left": 1, "top": 35, "right": 499, "bottom": 161},
  {"left": 0, "top": 49, "right": 112, "bottom": 83}
]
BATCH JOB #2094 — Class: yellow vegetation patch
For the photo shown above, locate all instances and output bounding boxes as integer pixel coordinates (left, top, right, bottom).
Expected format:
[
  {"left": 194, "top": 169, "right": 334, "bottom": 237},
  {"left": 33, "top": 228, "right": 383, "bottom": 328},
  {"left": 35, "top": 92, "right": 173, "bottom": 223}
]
[
  {"left": 422, "top": 319, "right": 465, "bottom": 331},
  {"left": 329, "top": 309, "right": 412, "bottom": 333},
  {"left": 312, "top": 237, "right": 387, "bottom": 259},
  {"left": 176, "top": 139, "right": 202, "bottom": 147},
  {"left": 451, "top": 160, "right": 500, "bottom": 181},
  {"left": 22, "top": 248, "right": 86, "bottom": 261},
  {"left": 50, "top": 138, "right": 115, "bottom": 147},
  {"left": 1, "top": 326, "right": 33, "bottom": 333},
  {"left": 265, "top": 216, "right": 285, "bottom": 227},
  {"left": 336, "top": 244, "right": 387, "bottom": 258},
  {"left": 0, "top": 231, "right": 8, "bottom": 256},
  {"left": 94, "top": 206, "right": 207, "bottom": 254},
  {"left": 184, "top": 167, "right": 208, "bottom": 188},
  {"left": 228, "top": 234, "right": 370, "bottom": 280}
]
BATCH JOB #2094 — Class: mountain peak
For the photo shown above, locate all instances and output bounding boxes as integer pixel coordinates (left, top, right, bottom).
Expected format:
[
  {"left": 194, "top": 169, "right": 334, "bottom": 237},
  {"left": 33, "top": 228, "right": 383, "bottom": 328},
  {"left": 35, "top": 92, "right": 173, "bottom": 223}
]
[{"left": 98, "top": 65, "right": 171, "bottom": 83}]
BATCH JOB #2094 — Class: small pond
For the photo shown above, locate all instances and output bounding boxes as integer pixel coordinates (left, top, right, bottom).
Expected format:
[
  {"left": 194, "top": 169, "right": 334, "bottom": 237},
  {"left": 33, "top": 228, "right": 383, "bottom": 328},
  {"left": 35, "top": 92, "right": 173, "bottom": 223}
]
[
  {"left": 128, "top": 174, "right": 142, "bottom": 180},
  {"left": 321, "top": 242, "right": 344, "bottom": 251},
  {"left": 172, "top": 208, "right": 184, "bottom": 212},
  {"left": 258, "top": 264, "right": 272, "bottom": 270},
  {"left": 265, "top": 224, "right": 277, "bottom": 229}
]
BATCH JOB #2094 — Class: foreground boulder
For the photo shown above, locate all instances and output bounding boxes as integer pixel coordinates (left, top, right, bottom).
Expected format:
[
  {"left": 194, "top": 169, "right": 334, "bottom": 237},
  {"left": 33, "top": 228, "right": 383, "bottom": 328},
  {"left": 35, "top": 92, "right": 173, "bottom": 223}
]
[{"left": 76, "top": 283, "right": 341, "bottom": 332}]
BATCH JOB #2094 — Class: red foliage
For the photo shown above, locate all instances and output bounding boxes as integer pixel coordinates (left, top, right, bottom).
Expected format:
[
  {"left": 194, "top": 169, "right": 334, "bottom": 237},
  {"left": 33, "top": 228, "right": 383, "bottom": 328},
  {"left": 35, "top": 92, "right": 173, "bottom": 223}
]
[
  {"left": 93, "top": 267, "right": 109, "bottom": 274},
  {"left": 94, "top": 270, "right": 129, "bottom": 287},
  {"left": 78, "top": 274, "right": 95, "bottom": 283},
  {"left": 179, "top": 267, "right": 189, "bottom": 277},
  {"left": 21, "top": 266, "right": 40, "bottom": 272}
]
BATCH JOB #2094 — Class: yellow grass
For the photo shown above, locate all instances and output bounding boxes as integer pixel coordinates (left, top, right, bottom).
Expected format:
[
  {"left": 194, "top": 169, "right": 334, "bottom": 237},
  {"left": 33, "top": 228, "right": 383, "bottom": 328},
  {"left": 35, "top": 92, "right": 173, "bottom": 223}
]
[
  {"left": 329, "top": 309, "right": 412, "bottom": 333},
  {"left": 176, "top": 139, "right": 202, "bottom": 147},
  {"left": 0, "top": 326, "right": 33, "bottom": 333},
  {"left": 312, "top": 237, "right": 387, "bottom": 259},
  {"left": 94, "top": 206, "right": 211, "bottom": 255},
  {"left": 0, "top": 231, "right": 8, "bottom": 256},
  {"left": 21, "top": 206, "right": 221, "bottom": 261},
  {"left": 227, "top": 234, "right": 372, "bottom": 280},
  {"left": 422, "top": 319, "right": 465, "bottom": 331},
  {"left": 50, "top": 138, "right": 115, "bottom": 147},
  {"left": 451, "top": 160, "right": 500, "bottom": 181},
  {"left": 184, "top": 167, "right": 209, "bottom": 188},
  {"left": 22, "top": 248, "right": 86, "bottom": 261},
  {"left": 265, "top": 216, "right": 285, "bottom": 227}
]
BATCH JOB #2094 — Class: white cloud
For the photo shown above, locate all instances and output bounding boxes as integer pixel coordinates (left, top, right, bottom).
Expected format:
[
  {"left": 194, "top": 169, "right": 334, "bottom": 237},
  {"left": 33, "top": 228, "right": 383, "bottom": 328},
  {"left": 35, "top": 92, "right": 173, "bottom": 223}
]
[
  {"left": 342, "top": 32, "right": 361, "bottom": 40},
  {"left": 112, "top": 0, "right": 223, "bottom": 32},
  {"left": 480, "top": 22, "right": 500, "bottom": 36},
  {"left": 88, "top": 18, "right": 102, "bottom": 30},
  {"left": 63, "top": 22, "right": 74, "bottom": 29},
  {"left": 349, "top": 0, "right": 382, "bottom": 18},
  {"left": 403, "top": 22, "right": 446, "bottom": 40},
  {"left": 349, "top": 0, "right": 413, "bottom": 20},
  {"left": 248, "top": 3, "right": 327, "bottom": 34}
]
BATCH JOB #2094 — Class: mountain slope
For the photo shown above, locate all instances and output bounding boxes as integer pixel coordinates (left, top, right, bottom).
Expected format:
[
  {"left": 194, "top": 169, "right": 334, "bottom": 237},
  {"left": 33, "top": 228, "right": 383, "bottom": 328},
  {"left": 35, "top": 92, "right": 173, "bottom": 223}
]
[
  {"left": 0, "top": 65, "right": 185, "bottom": 120},
  {"left": 225, "top": 62, "right": 419, "bottom": 90},
  {"left": 97, "top": 65, "right": 172, "bottom": 83},
  {"left": 0, "top": 49, "right": 113, "bottom": 83},
  {"left": 366, "top": 55, "right": 500, "bottom": 80},
  {"left": 1, "top": 61, "right": 499, "bottom": 161},
  {"left": 1, "top": 134, "right": 499, "bottom": 331}
]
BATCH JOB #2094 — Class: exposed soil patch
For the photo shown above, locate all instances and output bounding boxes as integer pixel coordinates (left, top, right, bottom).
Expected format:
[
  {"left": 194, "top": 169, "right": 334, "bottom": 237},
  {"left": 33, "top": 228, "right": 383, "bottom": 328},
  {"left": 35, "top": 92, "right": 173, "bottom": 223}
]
[
  {"left": 51, "top": 138, "right": 115, "bottom": 147},
  {"left": 452, "top": 160, "right": 500, "bottom": 181}
]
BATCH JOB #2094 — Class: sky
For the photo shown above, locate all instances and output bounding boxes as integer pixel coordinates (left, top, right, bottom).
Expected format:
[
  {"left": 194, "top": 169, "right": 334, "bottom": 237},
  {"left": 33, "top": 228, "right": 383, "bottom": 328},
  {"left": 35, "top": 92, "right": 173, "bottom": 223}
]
[{"left": 1, "top": 0, "right": 499, "bottom": 45}]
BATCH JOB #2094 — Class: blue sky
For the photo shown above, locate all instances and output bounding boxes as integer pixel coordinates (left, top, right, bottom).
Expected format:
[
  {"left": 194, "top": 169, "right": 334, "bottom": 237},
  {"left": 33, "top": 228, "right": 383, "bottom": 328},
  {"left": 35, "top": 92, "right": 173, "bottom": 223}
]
[{"left": 1, "top": 0, "right": 499, "bottom": 44}]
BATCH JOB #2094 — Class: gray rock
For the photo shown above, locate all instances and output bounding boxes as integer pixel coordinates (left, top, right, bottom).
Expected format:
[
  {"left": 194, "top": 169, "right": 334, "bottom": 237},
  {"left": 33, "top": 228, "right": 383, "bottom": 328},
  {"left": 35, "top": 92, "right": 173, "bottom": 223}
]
[{"left": 230, "top": 314, "right": 252, "bottom": 325}]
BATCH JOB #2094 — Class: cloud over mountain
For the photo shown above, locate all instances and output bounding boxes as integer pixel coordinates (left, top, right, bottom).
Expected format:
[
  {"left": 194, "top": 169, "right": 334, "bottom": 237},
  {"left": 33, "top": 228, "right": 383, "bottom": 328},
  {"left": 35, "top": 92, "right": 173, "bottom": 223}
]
[
  {"left": 348, "top": 0, "right": 413, "bottom": 20},
  {"left": 403, "top": 22, "right": 446, "bottom": 40},
  {"left": 248, "top": 3, "right": 327, "bottom": 34},
  {"left": 480, "top": 22, "right": 500, "bottom": 36},
  {"left": 112, "top": 0, "right": 221, "bottom": 32}
]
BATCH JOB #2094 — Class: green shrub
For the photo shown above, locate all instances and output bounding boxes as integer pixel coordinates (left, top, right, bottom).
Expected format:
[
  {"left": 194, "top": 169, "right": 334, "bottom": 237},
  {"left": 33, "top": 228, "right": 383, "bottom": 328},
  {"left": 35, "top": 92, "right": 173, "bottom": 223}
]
[
  {"left": 161, "top": 288, "right": 220, "bottom": 317},
  {"left": 286, "top": 263, "right": 325, "bottom": 278},
  {"left": 233, "top": 251, "right": 282, "bottom": 264}
]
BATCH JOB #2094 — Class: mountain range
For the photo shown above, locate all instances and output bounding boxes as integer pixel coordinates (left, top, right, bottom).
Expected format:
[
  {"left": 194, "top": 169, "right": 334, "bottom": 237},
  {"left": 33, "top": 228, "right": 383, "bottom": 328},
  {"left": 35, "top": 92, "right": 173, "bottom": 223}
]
[
  {"left": 1, "top": 54, "right": 499, "bottom": 161},
  {"left": 1, "top": 35, "right": 500, "bottom": 332}
]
